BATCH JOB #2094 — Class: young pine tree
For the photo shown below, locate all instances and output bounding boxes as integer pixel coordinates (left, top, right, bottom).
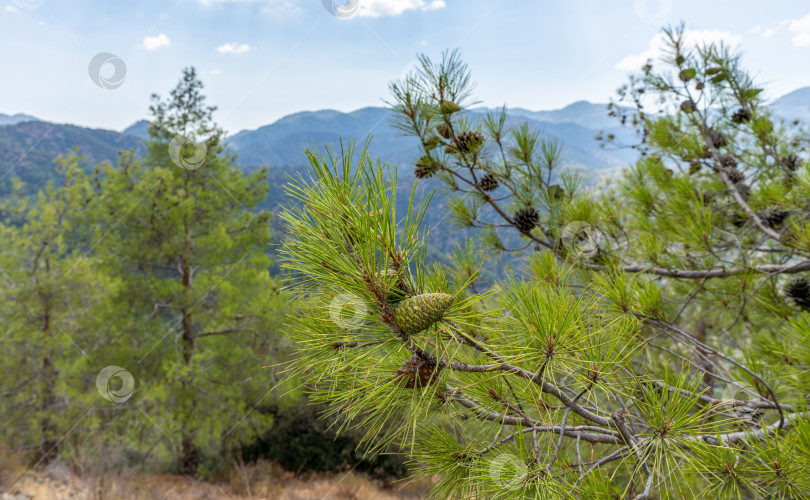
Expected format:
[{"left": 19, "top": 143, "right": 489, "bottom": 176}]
[
  {"left": 91, "top": 68, "right": 286, "bottom": 475},
  {"left": 281, "top": 29, "right": 810, "bottom": 499}
]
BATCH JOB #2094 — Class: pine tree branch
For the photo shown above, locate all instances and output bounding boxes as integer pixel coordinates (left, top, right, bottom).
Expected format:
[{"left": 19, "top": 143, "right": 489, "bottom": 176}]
[
  {"left": 690, "top": 412, "right": 806, "bottom": 446},
  {"left": 412, "top": 343, "right": 613, "bottom": 427},
  {"left": 448, "top": 390, "right": 621, "bottom": 445},
  {"left": 331, "top": 341, "right": 385, "bottom": 349},
  {"left": 580, "top": 260, "right": 810, "bottom": 279},
  {"left": 556, "top": 386, "right": 595, "bottom": 471},
  {"left": 579, "top": 446, "right": 633, "bottom": 481},
  {"left": 641, "top": 316, "right": 787, "bottom": 429},
  {"left": 655, "top": 379, "right": 796, "bottom": 413},
  {"left": 647, "top": 341, "right": 739, "bottom": 386},
  {"left": 715, "top": 168, "right": 781, "bottom": 241},
  {"left": 478, "top": 425, "right": 619, "bottom": 456}
]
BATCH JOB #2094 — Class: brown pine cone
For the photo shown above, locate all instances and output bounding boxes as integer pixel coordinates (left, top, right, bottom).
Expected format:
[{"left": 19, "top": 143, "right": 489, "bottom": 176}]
[
  {"left": 477, "top": 174, "right": 498, "bottom": 192},
  {"left": 785, "top": 277, "right": 810, "bottom": 311},
  {"left": 706, "top": 129, "right": 728, "bottom": 149},
  {"left": 757, "top": 206, "right": 789, "bottom": 228},
  {"left": 513, "top": 207, "right": 539, "bottom": 234},
  {"left": 394, "top": 353, "right": 441, "bottom": 389},
  {"left": 731, "top": 108, "right": 752, "bottom": 124}
]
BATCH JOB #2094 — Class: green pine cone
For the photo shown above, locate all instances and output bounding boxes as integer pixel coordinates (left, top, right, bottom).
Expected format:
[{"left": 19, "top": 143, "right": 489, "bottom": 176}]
[
  {"left": 395, "top": 293, "right": 454, "bottom": 334},
  {"left": 440, "top": 100, "right": 461, "bottom": 115}
]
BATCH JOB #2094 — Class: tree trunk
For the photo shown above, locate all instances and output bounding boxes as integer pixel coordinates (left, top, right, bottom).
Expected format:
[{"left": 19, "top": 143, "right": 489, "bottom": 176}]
[
  {"left": 179, "top": 243, "right": 199, "bottom": 475},
  {"left": 39, "top": 270, "right": 58, "bottom": 463}
]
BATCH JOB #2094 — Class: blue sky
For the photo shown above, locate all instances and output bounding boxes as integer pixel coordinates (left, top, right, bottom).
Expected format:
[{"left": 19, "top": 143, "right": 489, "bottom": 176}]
[{"left": 2, "top": 0, "right": 809, "bottom": 134}]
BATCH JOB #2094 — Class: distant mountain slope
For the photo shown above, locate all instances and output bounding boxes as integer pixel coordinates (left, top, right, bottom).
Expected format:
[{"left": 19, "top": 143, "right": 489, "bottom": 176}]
[
  {"left": 479, "top": 100, "right": 620, "bottom": 130},
  {"left": 122, "top": 119, "right": 150, "bottom": 140},
  {"left": 0, "top": 121, "right": 146, "bottom": 194},
  {"left": 770, "top": 86, "right": 810, "bottom": 123},
  {"left": 6, "top": 85, "right": 809, "bottom": 198},
  {"left": 0, "top": 113, "right": 39, "bottom": 126},
  {"left": 121, "top": 101, "right": 641, "bottom": 174},
  {"left": 227, "top": 103, "right": 638, "bottom": 172},
  {"left": 227, "top": 107, "right": 419, "bottom": 169}
]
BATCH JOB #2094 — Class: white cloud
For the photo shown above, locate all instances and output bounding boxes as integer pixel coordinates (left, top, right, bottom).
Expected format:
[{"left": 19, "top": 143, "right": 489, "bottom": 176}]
[
  {"left": 789, "top": 13, "right": 810, "bottom": 47},
  {"left": 196, "top": 0, "right": 445, "bottom": 17},
  {"left": 356, "top": 0, "right": 446, "bottom": 17},
  {"left": 198, "top": 0, "right": 256, "bottom": 3},
  {"left": 210, "top": 69, "right": 222, "bottom": 75},
  {"left": 616, "top": 29, "right": 743, "bottom": 71},
  {"left": 752, "top": 22, "right": 779, "bottom": 39},
  {"left": 217, "top": 42, "right": 252, "bottom": 54},
  {"left": 143, "top": 33, "right": 171, "bottom": 51},
  {"left": 5, "top": 5, "right": 17, "bottom": 13}
]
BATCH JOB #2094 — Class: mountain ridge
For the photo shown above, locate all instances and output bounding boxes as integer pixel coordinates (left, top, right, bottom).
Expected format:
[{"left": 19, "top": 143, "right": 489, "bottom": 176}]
[
  {"left": 1, "top": 87, "right": 807, "bottom": 197},
  {"left": 0, "top": 113, "right": 40, "bottom": 126},
  {"left": 770, "top": 86, "right": 810, "bottom": 123}
]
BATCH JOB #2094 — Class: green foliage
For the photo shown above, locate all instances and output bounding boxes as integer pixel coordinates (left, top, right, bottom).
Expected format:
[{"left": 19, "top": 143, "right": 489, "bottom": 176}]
[
  {"left": 282, "top": 27, "right": 810, "bottom": 499},
  {"left": 84, "top": 68, "right": 287, "bottom": 475},
  {"left": 0, "top": 157, "right": 117, "bottom": 462},
  {"left": 0, "top": 68, "right": 288, "bottom": 477}
]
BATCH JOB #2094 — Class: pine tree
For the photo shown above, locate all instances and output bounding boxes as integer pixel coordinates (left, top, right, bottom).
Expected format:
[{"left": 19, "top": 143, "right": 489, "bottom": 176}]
[
  {"left": 0, "top": 156, "right": 115, "bottom": 464},
  {"left": 281, "top": 28, "right": 810, "bottom": 498},
  {"left": 91, "top": 68, "right": 286, "bottom": 475}
]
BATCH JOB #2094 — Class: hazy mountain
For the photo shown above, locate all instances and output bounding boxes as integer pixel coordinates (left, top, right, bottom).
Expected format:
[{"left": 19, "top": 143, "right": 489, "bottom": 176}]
[
  {"left": 0, "top": 113, "right": 39, "bottom": 126},
  {"left": 478, "top": 100, "right": 621, "bottom": 130},
  {"left": 770, "top": 86, "right": 810, "bottom": 123},
  {"left": 227, "top": 103, "right": 638, "bottom": 173},
  {"left": 226, "top": 107, "right": 414, "bottom": 169},
  {"left": 0, "top": 120, "right": 145, "bottom": 195},
  {"left": 4, "top": 86, "right": 808, "bottom": 198},
  {"left": 123, "top": 119, "right": 150, "bottom": 140}
]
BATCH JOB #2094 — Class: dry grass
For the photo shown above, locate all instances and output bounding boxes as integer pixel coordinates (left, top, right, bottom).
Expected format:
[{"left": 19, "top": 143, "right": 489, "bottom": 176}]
[{"left": 0, "top": 458, "right": 430, "bottom": 500}]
